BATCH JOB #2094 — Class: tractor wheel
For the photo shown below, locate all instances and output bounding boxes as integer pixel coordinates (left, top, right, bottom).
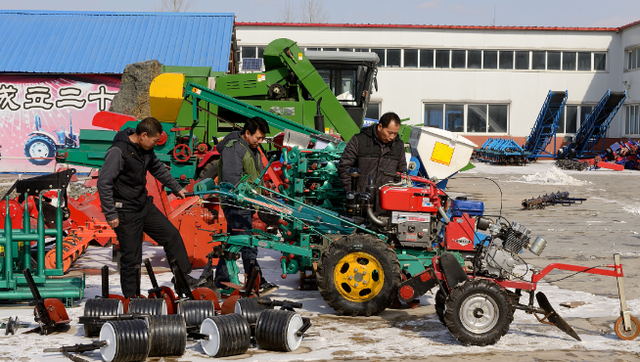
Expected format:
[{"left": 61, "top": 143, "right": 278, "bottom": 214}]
[
  {"left": 435, "top": 287, "right": 447, "bottom": 325},
  {"left": 444, "top": 278, "right": 513, "bottom": 346},
  {"left": 316, "top": 234, "right": 401, "bottom": 317},
  {"left": 197, "top": 160, "right": 219, "bottom": 181},
  {"left": 24, "top": 135, "right": 56, "bottom": 166}
]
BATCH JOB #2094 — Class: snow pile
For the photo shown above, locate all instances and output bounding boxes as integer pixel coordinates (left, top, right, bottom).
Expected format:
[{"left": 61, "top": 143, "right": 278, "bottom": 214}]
[
  {"left": 622, "top": 205, "right": 640, "bottom": 215},
  {"left": 513, "top": 166, "right": 591, "bottom": 186}
]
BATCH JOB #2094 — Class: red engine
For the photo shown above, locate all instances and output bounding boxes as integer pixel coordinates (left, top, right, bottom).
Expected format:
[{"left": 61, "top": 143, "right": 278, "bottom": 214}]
[{"left": 379, "top": 185, "right": 443, "bottom": 213}]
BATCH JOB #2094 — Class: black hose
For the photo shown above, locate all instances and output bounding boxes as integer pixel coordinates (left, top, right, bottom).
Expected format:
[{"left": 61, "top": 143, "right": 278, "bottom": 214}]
[
  {"left": 200, "top": 314, "right": 251, "bottom": 357},
  {"left": 82, "top": 298, "right": 122, "bottom": 337},
  {"left": 102, "top": 319, "right": 150, "bottom": 362}
]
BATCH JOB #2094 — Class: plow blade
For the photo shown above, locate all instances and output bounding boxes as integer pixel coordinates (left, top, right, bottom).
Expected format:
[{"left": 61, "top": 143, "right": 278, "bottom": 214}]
[{"left": 536, "top": 292, "right": 581, "bottom": 341}]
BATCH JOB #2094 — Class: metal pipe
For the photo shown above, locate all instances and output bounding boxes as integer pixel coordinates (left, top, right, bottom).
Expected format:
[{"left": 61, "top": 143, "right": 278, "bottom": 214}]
[{"left": 365, "top": 205, "right": 386, "bottom": 227}]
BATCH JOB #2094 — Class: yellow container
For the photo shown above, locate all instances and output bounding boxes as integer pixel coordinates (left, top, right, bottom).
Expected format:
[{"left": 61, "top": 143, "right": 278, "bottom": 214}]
[{"left": 150, "top": 73, "right": 185, "bottom": 123}]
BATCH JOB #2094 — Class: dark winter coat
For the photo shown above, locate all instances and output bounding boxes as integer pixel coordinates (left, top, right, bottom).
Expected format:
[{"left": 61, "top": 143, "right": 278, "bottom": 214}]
[
  {"left": 97, "top": 128, "right": 182, "bottom": 221},
  {"left": 338, "top": 124, "right": 407, "bottom": 192},
  {"left": 216, "top": 130, "right": 263, "bottom": 186}
]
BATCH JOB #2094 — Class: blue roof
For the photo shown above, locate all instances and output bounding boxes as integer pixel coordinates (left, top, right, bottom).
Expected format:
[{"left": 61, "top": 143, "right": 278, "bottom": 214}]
[{"left": 0, "top": 10, "right": 235, "bottom": 74}]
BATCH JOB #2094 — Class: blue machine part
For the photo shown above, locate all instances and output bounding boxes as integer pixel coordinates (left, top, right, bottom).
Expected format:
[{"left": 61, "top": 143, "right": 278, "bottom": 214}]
[
  {"left": 451, "top": 198, "right": 484, "bottom": 218},
  {"left": 524, "top": 90, "right": 568, "bottom": 160},
  {"left": 559, "top": 89, "right": 627, "bottom": 159},
  {"left": 407, "top": 156, "right": 420, "bottom": 176}
]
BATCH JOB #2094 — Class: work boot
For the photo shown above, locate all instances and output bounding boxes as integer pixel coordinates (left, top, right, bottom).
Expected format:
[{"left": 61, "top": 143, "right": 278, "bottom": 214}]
[
  {"left": 171, "top": 274, "right": 206, "bottom": 290},
  {"left": 259, "top": 281, "right": 279, "bottom": 296}
]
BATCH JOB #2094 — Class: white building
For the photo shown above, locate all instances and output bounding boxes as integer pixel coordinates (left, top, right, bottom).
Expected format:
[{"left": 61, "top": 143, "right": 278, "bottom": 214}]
[{"left": 237, "top": 20, "right": 640, "bottom": 150}]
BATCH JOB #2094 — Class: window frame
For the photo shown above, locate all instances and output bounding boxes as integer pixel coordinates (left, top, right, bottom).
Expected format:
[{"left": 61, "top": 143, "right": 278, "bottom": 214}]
[{"left": 423, "top": 102, "right": 509, "bottom": 134}]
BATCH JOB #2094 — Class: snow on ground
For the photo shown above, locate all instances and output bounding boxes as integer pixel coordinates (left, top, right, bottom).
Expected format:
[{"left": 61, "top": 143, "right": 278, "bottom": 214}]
[{"left": 1, "top": 246, "right": 638, "bottom": 362}]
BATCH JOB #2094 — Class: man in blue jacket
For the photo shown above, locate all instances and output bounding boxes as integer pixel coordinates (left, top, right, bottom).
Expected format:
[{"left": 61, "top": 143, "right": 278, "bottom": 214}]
[{"left": 97, "top": 117, "right": 201, "bottom": 298}]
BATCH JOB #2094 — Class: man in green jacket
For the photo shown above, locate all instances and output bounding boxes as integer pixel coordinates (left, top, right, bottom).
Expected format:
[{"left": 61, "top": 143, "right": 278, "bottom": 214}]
[{"left": 214, "top": 117, "right": 278, "bottom": 294}]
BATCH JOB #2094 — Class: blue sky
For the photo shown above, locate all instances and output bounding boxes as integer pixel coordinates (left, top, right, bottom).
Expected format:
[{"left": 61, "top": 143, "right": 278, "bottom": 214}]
[{"left": 1, "top": 0, "right": 639, "bottom": 27}]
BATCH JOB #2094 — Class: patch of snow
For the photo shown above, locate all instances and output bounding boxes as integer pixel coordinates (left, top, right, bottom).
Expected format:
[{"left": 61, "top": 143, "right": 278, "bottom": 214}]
[{"left": 510, "top": 166, "right": 591, "bottom": 186}]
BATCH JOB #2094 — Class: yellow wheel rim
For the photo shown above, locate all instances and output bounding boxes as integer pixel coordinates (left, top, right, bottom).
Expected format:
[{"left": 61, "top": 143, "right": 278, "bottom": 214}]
[{"left": 333, "top": 251, "right": 385, "bottom": 302}]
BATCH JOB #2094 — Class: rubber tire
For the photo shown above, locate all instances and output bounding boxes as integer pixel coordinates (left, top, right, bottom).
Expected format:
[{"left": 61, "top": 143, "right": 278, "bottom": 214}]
[
  {"left": 316, "top": 234, "right": 401, "bottom": 317},
  {"left": 198, "top": 160, "right": 219, "bottom": 181},
  {"left": 435, "top": 287, "right": 447, "bottom": 325},
  {"left": 24, "top": 135, "right": 56, "bottom": 166},
  {"left": 443, "top": 278, "right": 513, "bottom": 346},
  {"left": 615, "top": 315, "right": 640, "bottom": 340}
]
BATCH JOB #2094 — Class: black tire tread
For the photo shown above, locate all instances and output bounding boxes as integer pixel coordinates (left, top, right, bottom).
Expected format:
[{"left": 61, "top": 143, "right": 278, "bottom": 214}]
[
  {"left": 443, "top": 278, "right": 513, "bottom": 346},
  {"left": 316, "top": 234, "right": 401, "bottom": 317}
]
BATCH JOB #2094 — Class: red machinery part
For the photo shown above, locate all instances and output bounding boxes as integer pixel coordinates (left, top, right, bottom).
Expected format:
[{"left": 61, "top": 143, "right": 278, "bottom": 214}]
[
  {"left": 379, "top": 185, "right": 440, "bottom": 212},
  {"left": 444, "top": 213, "right": 476, "bottom": 251},
  {"left": 172, "top": 144, "right": 192, "bottom": 162}
]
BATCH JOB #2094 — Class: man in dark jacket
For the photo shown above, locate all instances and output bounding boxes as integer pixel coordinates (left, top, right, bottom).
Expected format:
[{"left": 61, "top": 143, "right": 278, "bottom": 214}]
[
  {"left": 97, "top": 117, "right": 199, "bottom": 298},
  {"left": 215, "top": 117, "right": 278, "bottom": 294},
  {"left": 338, "top": 112, "right": 407, "bottom": 194}
]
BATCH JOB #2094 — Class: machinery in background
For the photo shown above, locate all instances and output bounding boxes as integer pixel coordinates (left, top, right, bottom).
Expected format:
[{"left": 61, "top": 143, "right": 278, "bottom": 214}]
[
  {"left": 557, "top": 89, "right": 627, "bottom": 159},
  {"left": 0, "top": 169, "right": 84, "bottom": 304}
]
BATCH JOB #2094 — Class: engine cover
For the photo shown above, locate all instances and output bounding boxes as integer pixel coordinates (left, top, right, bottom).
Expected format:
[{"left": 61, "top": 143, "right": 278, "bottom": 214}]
[
  {"left": 391, "top": 211, "right": 433, "bottom": 247},
  {"left": 379, "top": 186, "right": 438, "bottom": 213}
]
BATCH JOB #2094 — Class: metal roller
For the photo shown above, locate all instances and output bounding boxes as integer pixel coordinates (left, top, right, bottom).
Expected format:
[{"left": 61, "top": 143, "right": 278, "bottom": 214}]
[
  {"left": 127, "top": 298, "right": 167, "bottom": 316},
  {"left": 145, "top": 314, "right": 187, "bottom": 357},
  {"left": 178, "top": 299, "right": 215, "bottom": 327},
  {"left": 234, "top": 297, "right": 273, "bottom": 325},
  {"left": 99, "top": 319, "right": 150, "bottom": 362},
  {"left": 82, "top": 298, "right": 123, "bottom": 337},
  {"left": 255, "top": 309, "right": 309, "bottom": 352},
  {"left": 199, "top": 314, "right": 251, "bottom": 357}
]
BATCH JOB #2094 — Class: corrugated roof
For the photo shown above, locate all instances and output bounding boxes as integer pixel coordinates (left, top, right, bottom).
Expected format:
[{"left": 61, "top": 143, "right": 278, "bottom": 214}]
[
  {"left": 0, "top": 11, "right": 235, "bottom": 74},
  {"left": 237, "top": 21, "right": 620, "bottom": 32}
]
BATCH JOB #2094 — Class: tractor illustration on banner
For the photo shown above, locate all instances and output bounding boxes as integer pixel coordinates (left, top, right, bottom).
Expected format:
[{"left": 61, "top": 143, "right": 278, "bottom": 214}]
[{"left": 25, "top": 113, "right": 79, "bottom": 165}]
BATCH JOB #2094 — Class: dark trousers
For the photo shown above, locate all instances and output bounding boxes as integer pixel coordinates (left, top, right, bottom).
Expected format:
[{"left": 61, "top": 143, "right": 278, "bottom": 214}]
[
  {"left": 215, "top": 208, "right": 261, "bottom": 286},
  {"left": 114, "top": 199, "right": 191, "bottom": 298}
]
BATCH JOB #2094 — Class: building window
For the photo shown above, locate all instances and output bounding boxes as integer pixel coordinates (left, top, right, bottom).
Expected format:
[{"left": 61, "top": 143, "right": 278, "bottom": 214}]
[
  {"left": 436, "top": 50, "right": 450, "bottom": 68},
  {"left": 467, "top": 105, "right": 487, "bottom": 132},
  {"left": 515, "top": 51, "right": 529, "bottom": 70},
  {"left": 451, "top": 50, "right": 466, "bottom": 69},
  {"left": 626, "top": 105, "right": 640, "bottom": 135},
  {"left": 499, "top": 51, "right": 513, "bottom": 69},
  {"left": 562, "top": 52, "right": 576, "bottom": 71},
  {"left": 578, "top": 52, "right": 591, "bottom": 71},
  {"left": 404, "top": 49, "right": 418, "bottom": 68},
  {"left": 424, "top": 104, "right": 444, "bottom": 128},
  {"left": 446, "top": 104, "right": 464, "bottom": 132},
  {"left": 423, "top": 103, "right": 508, "bottom": 133},
  {"left": 366, "top": 102, "right": 381, "bottom": 120},
  {"left": 547, "top": 51, "right": 561, "bottom": 70},
  {"left": 532, "top": 51, "right": 546, "bottom": 70},
  {"left": 628, "top": 48, "right": 640, "bottom": 70},
  {"left": 420, "top": 49, "right": 434, "bottom": 68},
  {"left": 387, "top": 49, "right": 401, "bottom": 67},
  {"left": 323, "top": 47, "right": 337, "bottom": 51},
  {"left": 484, "top": 51, "right": 498, "bottom": 69},
  {"left": 242, "top": 46, "right": 256, "bottom": 59},
  {"left": 339, "top": 48, "right": 354, "bottom": 52},
  {"left": 355, "top": 48, "right": 370, "bottom": 52},
  {"left": 594, "top": 53, "right": 607, "bottom": 71},
  {"left": 468, "top": 50, "right": 482, "bottom": 69},
  {"left": 372, "top": 49, "right": 385, "bottom": 67},
  {"left": 488, "top": 105, "right": 508, "bottom": 133},
  {"left": 240, "top": 46, "right": 265, "bottom": 72},
  {"left": 306, "top": 47, "right": 320, "bottom": 51}
]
